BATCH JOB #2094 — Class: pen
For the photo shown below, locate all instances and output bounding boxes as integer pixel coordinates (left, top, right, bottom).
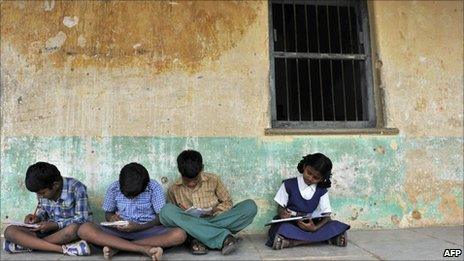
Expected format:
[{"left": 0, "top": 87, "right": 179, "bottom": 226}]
[
  {"left": 32, "top": 202, "right": 39, "bottom": 220},
  {"left": 178, "top": 202, "right": 188, "bottom": 210}
]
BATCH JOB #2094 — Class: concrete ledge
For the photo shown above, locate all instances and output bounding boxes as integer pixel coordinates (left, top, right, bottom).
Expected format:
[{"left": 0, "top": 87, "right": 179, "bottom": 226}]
[{"left": 265, "top": 128, "right": 400, "bottom": 136}]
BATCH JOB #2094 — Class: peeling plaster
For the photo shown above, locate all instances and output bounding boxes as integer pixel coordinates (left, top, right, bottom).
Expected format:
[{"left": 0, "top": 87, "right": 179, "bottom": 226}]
[
  {"left": 63, "top": 16, "right": 79, "bottom": 28},
  {"left": 77, "top": 35, "right": 86, "bottom": 48},
  {"left": 43, "top": 0, "right": 55, "bottom": 11},
  {"left": 44, "top": 31, "right": 67, "bottom": 53}
]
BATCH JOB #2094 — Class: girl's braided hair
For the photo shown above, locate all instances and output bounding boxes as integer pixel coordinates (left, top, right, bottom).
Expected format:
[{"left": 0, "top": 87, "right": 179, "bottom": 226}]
[{"left": 297, "top": 153, "right": 332, "bottom": 188}]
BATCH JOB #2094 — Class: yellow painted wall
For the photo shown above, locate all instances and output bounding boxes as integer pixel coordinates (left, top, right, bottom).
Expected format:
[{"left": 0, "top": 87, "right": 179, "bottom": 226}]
[
  {"left": 372, "top": 1, "right": 463, "bottom": 226},
  {"left": 1, "top": 1, "right": 269, "bottom": 137},
  {"left": 1, "top": 1, "right": 462, "bottom": 138},
  {"left": 372, "top": 0, "right": 463, "bottom": 137}
]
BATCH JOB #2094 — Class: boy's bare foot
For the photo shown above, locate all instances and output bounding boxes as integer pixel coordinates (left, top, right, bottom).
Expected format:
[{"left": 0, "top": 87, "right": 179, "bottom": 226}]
[
  {"left": 144, "top": 246, "right": 163, "bottom": 261},
  {"left": 103, "top": 246, "right": 119, "bottom": 259}
]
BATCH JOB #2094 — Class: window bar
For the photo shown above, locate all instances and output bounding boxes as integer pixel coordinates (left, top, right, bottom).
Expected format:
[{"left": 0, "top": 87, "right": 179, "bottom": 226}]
[
  {"left": 304, "top": 3, "right": 313, "bottom": 121},
  {"left": 348, "top": 6, "right": 358, "bottom": 121},
  {"left": 293, "top": 2, "right": 302, "bottom": 121},
  {"left": 274, "top": 52, "right": 366, "bottom": 60},
  {"left": 315, "top": 5, "right": 325, "bottom": 121},
  {"left": 337, "top": 6, "right": 347, "bottom": 121},
  {"left": 326, "top": 5, "right": 336, "bottom": 120},
  {"left": 282, "top": 3, "right": 290, "bottom": 121},
  {"left": 356, "top": 3, "right": 367, "bottom": 121}
]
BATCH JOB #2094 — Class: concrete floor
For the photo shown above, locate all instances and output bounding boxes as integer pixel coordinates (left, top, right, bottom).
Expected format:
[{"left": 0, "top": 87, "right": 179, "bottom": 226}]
[{"left": 0, "top": 226, "right": 462, "bottom": 260}]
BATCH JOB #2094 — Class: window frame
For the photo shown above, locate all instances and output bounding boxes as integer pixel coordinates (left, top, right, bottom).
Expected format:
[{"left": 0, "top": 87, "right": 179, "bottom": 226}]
[{"left": 268, "top": 0, "right": 377, "bottom": 129}]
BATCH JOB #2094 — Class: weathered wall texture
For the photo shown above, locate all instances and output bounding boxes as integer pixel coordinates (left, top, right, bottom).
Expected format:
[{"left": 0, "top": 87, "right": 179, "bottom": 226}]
[
  {"left": 1, "top": 0, "right": 462, "bottom": 232},
  {"left": 371, "top": 0, "right": 463, "bottom": 227}
]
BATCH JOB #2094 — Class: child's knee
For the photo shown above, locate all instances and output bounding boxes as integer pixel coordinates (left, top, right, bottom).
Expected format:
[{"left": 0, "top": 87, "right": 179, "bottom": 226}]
[
  {"left": 3, "top": 225, "right": 18, "bottom": 239},
  {"left": 170, "top": 228, "right": 187, "bottom": 245},
  {"left": 76, "top": 222, "right": 93, "bottom": 239},
  {"left": 62, "top": 223, "right": 79, "bottom": 240},
  {"left": 242, "top": 199, "right": 258, "bottom": 217}
]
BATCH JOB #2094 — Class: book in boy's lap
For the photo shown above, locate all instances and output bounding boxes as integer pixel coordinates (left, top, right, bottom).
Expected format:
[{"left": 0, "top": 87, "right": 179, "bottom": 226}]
[
  {"left": 184, "top": 206, "right": 212, "bottom": 217},
  {"left": 4, "top": 221, "right": 40, "bottom": 228},
  {"left": 100, "top": 220, "right": 129, "bottom": 227}
]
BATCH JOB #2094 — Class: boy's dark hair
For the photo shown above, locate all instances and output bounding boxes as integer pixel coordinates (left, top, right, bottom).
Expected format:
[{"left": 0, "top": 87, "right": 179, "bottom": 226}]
[
  {"left": 119, "top": 162, "right": 150, "bottom": 198},
  {"left": 177, "top": 150, "right": 203, "bottom": 179},
  {"left": 297, "top": 153, "right": 332, "bottom": 188},
  {"left": 25, "top": 162, "right": 62, "bottom": 192}
]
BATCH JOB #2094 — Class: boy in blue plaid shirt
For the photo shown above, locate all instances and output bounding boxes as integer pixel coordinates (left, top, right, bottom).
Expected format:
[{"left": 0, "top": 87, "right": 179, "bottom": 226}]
[
  {"left": 3, "top": 162, "right": 92, "bottom": 256},
  {"left": 77, "top": 162, "right": 186, "bottom": 260}
]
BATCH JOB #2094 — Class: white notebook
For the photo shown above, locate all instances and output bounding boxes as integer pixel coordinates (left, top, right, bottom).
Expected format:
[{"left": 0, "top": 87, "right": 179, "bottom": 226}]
[
  {"left": 184, "top": 207, "right": 212, "bottom": 217},
  {"left": 4, "top": 221, "right": 40, "bottom": 229},
  {"left": 100, "top": 220, "right": 129, "bottom": 227},
  {"left": 264, "top": 212, "right": 331, "bottom": 226}
]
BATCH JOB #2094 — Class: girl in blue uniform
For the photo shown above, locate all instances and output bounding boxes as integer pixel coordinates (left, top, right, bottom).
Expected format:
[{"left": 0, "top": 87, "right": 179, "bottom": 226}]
[{"left": 266, "top": 153, "right": 350, "bottom": 249}]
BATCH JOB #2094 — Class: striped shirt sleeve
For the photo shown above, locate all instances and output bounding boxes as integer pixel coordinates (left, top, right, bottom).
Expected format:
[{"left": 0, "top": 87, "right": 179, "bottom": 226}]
[
  {"left": 149, "top": 181, "right": 166, "bottom": 214},
  {"left": 102, "top": 182, "right": 118, "bottom": 213}
]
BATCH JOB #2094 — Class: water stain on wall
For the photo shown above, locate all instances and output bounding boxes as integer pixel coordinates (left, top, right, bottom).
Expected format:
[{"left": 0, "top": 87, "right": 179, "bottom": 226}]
[
  {"left": 403, "top": 147, "right": 463, "bottom": 225},
  {"left": 1, "top": 1, "right": 259, "bottom": 73}
]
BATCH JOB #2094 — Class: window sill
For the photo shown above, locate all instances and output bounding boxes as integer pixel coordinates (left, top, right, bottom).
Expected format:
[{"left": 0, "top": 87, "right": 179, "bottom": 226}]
[{"left": 264, "top": 128, "right": 399, "bottom": 136}]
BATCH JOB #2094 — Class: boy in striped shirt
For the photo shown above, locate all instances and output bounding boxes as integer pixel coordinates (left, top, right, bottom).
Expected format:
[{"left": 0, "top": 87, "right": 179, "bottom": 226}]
[
  {"left": 3, "top": 162, "right": 92, "bottom": 256},
  {"left": 77, "top": 162, "right": 186, "bottom": 260}
]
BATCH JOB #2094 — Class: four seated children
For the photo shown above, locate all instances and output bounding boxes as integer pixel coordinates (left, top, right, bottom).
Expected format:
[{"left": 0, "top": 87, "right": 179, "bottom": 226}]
[{"left": 3, "top": 152, "right": 350, "bottom": 258}]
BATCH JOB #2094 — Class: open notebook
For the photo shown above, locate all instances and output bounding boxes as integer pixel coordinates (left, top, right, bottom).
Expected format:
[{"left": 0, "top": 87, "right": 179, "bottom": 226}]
[
  {"left": 264, "top": 212, "right": 331, "bottom": 226},
  {"left": 3, "top": 221, "right": 40, "bottom": 229},
  {"left": 184, "top": 207, "right": 212, "bottom": 217},
  {"left": 100, "top": 220, "right": 129, "bottom": 227}
]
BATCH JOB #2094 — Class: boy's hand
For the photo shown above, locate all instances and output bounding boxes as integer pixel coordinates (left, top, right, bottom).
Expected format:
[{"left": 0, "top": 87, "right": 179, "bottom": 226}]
[
  {"left": 24, "top": 214, "right": 40, "bottom": 224},
  {"left": 108, "top": 213, "right": 122, "bottom": 222},
  {"left": 30, "top": 221, "right": 58, "bottom": 233},
  {"left": 200, "top": 207, "right": 220, "bottom": 218},
  {"left": 177, "top": 203, "right": 189, "bottom": 210},
  {"left": 116, "top": 221, "right": 140, "bottom": 232},
  {"left": 199, "top": 211, "right": 212, "bottom": 218},
  {"left": 297, "top": 219, "right": 317, "bottom": 232}
]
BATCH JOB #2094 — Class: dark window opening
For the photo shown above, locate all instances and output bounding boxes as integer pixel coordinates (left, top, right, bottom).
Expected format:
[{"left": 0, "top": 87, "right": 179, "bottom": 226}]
[{"left": 270, "top": 0, "right": 375, "bottom": 128}]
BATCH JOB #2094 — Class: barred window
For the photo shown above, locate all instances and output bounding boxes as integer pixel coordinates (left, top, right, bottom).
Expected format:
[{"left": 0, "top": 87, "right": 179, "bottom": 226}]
[{"left": 269, "top": 0, "right": 375, "bottom": 129}]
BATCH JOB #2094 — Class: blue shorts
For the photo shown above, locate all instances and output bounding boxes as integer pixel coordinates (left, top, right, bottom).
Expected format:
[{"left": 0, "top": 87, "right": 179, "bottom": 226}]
[{"left": 99, "top": 225, "right": 171, "bottom": 241}]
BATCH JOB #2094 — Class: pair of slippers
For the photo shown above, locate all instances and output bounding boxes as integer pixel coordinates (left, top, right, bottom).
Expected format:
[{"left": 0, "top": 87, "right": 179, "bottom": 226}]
[{"left": 190, "top": 235, "right": 239, "bottom": 255}]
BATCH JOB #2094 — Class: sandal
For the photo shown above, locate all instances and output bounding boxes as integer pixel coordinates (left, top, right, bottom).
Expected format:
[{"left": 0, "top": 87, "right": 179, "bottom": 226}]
[
  {"left": 272, "top": 234, "right": 290, "bottom": 250},
  {"left": 190, "top": 239, "right": 208, "bottom": 255},
  {"left": 221, "top": 235, "right": 239, "bottom": 255},
  {"left": 329, "top": 231, "right": 347, "bottom": 247}
]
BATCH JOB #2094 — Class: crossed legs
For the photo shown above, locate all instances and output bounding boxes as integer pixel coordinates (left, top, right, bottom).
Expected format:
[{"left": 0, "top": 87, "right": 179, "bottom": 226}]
[
  {"left": 77, "top": 222, "right": 186, "bottom": 260},
  {"left": 4, "top": 223, "right": 79, "bottom": 253}
]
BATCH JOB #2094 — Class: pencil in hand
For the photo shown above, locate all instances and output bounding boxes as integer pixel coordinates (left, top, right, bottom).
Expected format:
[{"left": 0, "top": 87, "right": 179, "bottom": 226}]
[{"left": 25, "top": 203, "right": 40, "bottom": 224}]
